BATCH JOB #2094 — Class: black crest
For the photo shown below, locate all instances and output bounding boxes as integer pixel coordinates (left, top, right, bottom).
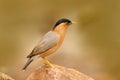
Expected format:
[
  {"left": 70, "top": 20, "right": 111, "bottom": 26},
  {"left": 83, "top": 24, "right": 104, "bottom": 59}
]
[{"left": 52, "top": 18, "right": 72, "bottom": 30}]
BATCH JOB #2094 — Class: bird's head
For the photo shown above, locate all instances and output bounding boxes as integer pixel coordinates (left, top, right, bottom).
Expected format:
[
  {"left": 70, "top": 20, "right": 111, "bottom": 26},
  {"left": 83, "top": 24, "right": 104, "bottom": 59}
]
[{"left": 52, "top": 18, "right": 76, "bottom": 31}]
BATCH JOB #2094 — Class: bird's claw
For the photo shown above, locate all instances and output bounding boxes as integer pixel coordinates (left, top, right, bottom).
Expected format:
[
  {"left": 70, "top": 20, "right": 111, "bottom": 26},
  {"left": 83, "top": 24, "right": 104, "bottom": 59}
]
[{"left": 43, "top": 59, "right": 53, "bottom": 67}]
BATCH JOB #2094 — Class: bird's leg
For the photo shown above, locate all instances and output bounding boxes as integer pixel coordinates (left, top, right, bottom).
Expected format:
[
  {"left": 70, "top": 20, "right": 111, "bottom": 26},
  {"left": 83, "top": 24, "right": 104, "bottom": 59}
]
[{"left": 42, "top": 58, "right": 53, "bottom": 67}]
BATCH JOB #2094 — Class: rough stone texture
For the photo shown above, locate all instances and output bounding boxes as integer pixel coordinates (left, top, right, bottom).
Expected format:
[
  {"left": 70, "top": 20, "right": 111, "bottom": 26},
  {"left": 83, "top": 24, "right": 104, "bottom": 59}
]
[{"left": 27, "top": 64, "right": 94, "bottom": 80}]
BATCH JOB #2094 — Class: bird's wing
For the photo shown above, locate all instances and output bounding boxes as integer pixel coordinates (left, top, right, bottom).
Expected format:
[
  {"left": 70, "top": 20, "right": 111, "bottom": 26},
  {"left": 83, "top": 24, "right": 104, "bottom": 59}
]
[{"left": 27, "top": 31, "right": 60, "bottom": 58}]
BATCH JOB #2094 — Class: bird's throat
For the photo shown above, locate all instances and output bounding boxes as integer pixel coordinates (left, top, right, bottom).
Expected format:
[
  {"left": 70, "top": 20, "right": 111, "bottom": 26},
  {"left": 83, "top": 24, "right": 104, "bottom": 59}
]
[
  {"left": 54, "top": 23, "right": 68, "bottom": 36},
  {"left": 53, "top": 23, "right": 68, "bottom": 47},
  {"left": 54, "top": 23, "right": 68, "bottom": 38}
]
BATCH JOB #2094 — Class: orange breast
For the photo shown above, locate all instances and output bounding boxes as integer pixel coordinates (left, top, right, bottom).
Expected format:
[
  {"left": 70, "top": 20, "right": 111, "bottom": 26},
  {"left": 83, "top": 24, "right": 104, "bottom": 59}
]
[{"left": 40, "top": 23, "right": 68, "bottom": 58}]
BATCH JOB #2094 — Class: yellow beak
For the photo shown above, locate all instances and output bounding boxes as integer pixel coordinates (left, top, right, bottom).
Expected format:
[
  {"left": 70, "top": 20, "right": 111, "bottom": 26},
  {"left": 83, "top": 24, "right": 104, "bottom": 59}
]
[{"left": 72, "top": 21, "right": 77, "bottom": 24}]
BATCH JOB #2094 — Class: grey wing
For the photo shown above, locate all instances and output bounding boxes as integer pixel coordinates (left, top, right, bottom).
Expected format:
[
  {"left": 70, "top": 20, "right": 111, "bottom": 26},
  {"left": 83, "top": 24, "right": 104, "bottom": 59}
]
[{"left": 27, "top": 31, "right": 60, "bottom": 58}]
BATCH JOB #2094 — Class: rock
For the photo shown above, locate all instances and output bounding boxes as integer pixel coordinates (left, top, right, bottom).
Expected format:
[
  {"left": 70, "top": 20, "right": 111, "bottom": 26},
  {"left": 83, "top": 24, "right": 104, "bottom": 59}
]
[{"left": 27, "top": 64, "right": 94, "bottom": 80}]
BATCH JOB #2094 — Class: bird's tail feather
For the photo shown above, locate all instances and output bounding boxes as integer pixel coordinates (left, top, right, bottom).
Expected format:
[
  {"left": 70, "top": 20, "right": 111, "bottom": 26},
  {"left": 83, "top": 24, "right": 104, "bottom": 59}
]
[{"left": 22, "top": 57, "right": 34, "bottom": 70}]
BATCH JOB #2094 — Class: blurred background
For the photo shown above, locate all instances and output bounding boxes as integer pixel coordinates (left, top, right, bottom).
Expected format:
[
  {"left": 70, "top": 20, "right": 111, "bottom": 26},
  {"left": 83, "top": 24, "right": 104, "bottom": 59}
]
[{"left": 0, "top": 0, "right": 120, "bottom": 80}]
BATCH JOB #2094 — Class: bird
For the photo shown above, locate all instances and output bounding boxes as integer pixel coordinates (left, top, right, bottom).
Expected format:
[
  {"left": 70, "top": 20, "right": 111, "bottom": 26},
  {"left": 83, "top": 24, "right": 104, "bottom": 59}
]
[{"left": 22, "top": 18, "right": 76, "bottom": 70}]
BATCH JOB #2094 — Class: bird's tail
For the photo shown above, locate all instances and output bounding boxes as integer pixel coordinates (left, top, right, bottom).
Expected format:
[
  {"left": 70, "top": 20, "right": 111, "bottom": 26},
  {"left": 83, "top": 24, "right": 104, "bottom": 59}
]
[{"left": 22, "top": 57, "right": 34, "bottom": 70}]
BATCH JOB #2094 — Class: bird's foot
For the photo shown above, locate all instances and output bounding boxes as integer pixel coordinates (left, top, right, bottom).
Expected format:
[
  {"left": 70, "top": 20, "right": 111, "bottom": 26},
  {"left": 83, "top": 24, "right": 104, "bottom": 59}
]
[{"left": 43, "top": 59, "right": 53, "bottom": 67}]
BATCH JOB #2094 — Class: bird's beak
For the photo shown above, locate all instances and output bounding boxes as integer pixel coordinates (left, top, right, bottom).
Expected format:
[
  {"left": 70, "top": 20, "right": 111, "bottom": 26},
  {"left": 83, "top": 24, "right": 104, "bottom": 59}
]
[{"left": 72, "top": 21, "right": 77, "bottom": 24}]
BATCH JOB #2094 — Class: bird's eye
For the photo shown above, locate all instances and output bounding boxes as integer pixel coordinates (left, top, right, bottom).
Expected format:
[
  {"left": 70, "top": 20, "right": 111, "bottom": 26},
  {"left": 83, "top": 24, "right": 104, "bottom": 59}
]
[{"left": 67, "top": 21, "right": 72, "bottom": 25}]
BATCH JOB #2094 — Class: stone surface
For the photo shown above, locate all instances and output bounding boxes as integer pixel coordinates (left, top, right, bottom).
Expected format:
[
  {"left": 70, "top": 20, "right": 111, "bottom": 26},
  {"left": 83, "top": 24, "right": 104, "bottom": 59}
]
[{"left": 27, "top": 64, "right": 94, "bottom": 80}]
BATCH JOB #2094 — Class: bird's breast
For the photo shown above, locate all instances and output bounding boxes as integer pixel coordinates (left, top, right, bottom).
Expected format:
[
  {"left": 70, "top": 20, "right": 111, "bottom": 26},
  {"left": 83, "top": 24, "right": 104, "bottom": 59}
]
[{"left": 40, "top": 24, "right": 68, "bottom": 58}]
